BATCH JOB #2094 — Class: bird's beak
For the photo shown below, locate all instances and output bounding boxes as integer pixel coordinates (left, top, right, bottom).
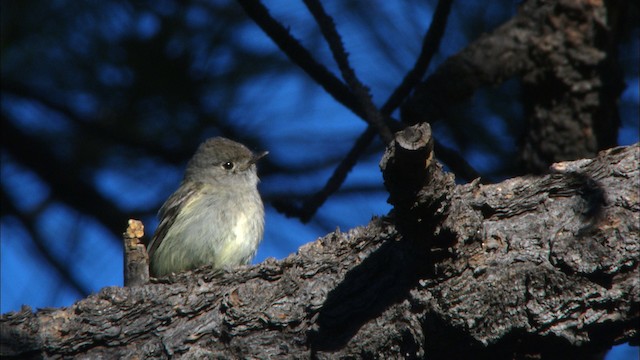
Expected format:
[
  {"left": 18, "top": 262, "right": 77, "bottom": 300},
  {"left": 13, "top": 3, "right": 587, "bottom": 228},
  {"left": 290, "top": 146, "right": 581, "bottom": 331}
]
[{"left": 251, "top": 151, "right": 268, "bottom": 164}]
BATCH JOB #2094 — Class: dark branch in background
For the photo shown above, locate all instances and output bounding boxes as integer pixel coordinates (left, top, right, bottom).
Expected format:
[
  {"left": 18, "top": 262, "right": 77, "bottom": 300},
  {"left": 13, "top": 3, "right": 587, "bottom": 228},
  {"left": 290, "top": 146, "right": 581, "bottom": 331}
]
[
  {"left": 1, "top": 118, "right": 137, "bottom": 241},
  {"left": 433, "top": 139, "right": 483, "bottom": 182},
  {"left": 264, "top": 182, "right": 386, "bottom": 203},
  {"left": 273, "top": 126, "right": 484, "bottom": 223},
  {"left": 380, "top": 0, "right": 453, "bottom": 115},
  {"left": 274, "top": 0, "right": 467, "bottom": 220},
  {"left": 377, "top": 0, "right": 482, "bottom": 181},
  {"left": 302, "top": 0, "right": 393, "bottom": 144},
  {"left": 1, "top": 190, "right": 90, "bottom": 297},
  {"left": 273, "top": 127, "right": 378, "bottom": 222},
  {"left": 236, "top": 0, "right": 366, "bottom": 121},
  {"left": 400, "top": 9, "right": 534, "bottom": 125}
]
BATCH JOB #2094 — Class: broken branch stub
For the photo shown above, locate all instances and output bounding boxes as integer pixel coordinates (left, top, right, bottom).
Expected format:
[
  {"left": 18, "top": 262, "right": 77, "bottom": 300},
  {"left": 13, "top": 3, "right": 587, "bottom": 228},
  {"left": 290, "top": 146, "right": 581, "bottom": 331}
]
[{"left": 380, "top": 123, "right": 455, "bottom": 243}]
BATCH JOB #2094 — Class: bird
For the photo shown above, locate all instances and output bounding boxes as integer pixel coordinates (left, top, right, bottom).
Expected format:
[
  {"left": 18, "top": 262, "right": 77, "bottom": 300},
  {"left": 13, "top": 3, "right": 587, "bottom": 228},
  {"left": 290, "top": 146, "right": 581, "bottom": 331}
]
[{"left": 147, "top": 137, "right": 267, "bottom": 277}]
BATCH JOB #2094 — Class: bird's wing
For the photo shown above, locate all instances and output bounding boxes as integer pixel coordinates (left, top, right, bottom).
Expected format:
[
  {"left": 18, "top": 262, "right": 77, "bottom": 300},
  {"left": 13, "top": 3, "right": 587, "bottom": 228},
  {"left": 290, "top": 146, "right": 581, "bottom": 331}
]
[{"left": 147, "top": 181, "right": 205, "bottom": 258}]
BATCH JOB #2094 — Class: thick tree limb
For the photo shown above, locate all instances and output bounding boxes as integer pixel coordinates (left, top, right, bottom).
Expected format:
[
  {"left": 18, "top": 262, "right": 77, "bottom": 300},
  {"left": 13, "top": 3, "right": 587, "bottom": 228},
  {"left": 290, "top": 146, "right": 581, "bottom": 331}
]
[{"left": 1, "top": 138, "right": 637, "bottom": 358}]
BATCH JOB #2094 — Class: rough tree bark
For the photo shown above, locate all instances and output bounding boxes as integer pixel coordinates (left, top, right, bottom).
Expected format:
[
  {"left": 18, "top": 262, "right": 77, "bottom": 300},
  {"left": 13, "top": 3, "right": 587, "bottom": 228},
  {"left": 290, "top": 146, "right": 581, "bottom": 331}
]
[{"left": 1, "top": 125, "right": 638, "bottom": 359}]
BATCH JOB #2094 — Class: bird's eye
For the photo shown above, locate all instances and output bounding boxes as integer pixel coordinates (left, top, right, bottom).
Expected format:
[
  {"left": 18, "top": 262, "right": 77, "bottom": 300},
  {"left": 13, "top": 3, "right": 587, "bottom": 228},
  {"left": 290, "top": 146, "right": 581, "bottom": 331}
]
[{"left": 222, "top": 162, "right": 234, "bottom": 170}]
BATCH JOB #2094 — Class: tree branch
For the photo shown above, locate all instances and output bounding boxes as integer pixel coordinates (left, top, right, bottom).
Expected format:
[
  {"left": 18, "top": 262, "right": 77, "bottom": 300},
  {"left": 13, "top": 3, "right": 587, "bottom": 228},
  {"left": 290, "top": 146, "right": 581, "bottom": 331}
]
[
  {"left": 302, "top": 0, "right": 393, "bottom": 143},
  {"left": 2, "top": 142, "right": 637, "bottom": 358},
  {"left": 380, "top": 0, "right": 453, "bottom": 115},
  {"left": 272, "top": 0, "right": 463, "bottom": 221},
  {"left": 272, "top": 126, "right": 378, "bottom": 222},
  {"left": 235, "top": 0, "right": 365, "bottom": 122}
]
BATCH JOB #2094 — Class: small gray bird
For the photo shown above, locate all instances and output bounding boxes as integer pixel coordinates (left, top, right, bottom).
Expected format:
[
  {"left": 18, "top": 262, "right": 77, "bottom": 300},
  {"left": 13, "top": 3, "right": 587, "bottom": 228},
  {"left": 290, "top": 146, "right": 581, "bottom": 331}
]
[{"left": 148, "top": 137, "right": 267, "bottom": 277}]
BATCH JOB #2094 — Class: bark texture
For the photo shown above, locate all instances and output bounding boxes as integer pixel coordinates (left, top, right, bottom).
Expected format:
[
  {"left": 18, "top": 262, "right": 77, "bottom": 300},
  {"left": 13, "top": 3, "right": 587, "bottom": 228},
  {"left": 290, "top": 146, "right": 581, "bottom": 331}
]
[{"left": 2, "top": 133, "right": 638, "bottom": 359}]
